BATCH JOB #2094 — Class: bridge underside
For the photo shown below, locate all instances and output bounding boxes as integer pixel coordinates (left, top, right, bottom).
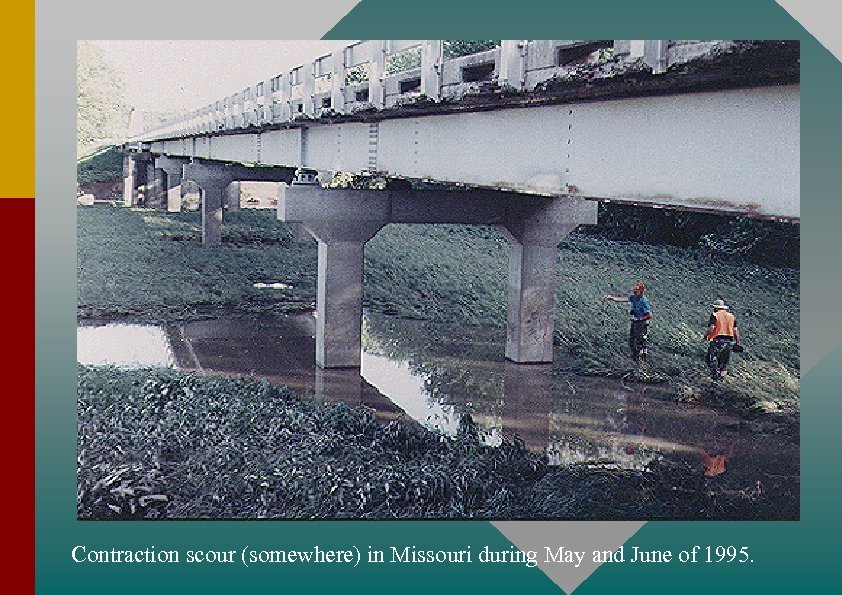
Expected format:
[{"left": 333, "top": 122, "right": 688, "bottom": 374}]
[{"left": 147, "top": 84, "right": 800, "bottom": 221}]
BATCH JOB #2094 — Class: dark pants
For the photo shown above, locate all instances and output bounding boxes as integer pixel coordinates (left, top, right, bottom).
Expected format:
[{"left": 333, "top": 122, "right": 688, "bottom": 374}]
[
  {"left": 629, "top": 320, "right": 650, "bottom": 362},
  {"left": 706, "top": 337, "right": 733, "bottom": 380}
]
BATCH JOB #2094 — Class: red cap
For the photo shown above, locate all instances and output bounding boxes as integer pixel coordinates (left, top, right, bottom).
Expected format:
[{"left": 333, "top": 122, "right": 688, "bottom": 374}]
[{"left": 632, "top": 283, "right": 645, "bottom": 292}]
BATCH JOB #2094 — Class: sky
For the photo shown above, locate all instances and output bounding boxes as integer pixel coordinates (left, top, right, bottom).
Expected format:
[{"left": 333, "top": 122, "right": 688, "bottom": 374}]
[{"left": 89, "top": 40, "right": 353, "bottom": 113}]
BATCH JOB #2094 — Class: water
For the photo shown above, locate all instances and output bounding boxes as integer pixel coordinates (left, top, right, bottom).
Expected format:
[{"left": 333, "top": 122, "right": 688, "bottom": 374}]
[{"left": 77, "top": 312, "right": 799, "bottom": 500}]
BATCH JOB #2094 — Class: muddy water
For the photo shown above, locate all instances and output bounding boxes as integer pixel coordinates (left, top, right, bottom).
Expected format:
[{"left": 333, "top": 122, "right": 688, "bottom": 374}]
[{"left": 78, "top": 312, "right": 799, "bottom": 507}]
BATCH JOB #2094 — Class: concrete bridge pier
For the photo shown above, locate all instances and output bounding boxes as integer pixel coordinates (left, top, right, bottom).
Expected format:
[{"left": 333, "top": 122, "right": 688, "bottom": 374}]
[
  {"left": 182, "top": 160, "right": 296, "bottom": 245},
  {"left": 304, "top": 218, "right": 387, "bottom": 368},
  {"left": 279, "top": 185, "right": 596, "bottom": 368},
  {"left": 155, "top": 156, "right": 189, "bottom": 212},
  {"left": 227, "top": 181, "right": 241, "bottom": 212},
  {"left": 145, "top": 162, "right": 166, "bottom": 209},
  {"left": 122, "top": 152, "right": 151, "bottom": 206},
  {"left": 498, "top": 198, "right": 595, "bottom": 362}
]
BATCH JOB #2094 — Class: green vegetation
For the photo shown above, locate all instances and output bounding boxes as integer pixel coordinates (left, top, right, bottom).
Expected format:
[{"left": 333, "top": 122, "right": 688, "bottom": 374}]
[
  {"left": 78, "top": 366, "right": 783, "bottom": 519},
  {"left": 77, "top": 206, "right": 316, "bottom": 320},
  {"left": 77, "top": 41, "right": 129, "bottom": 153},
  {"left": 77, "top": 146, "right": 124, "bottom": 184},
  {"left": 78, "top": 206, "right": 799, "bottom": 415}
]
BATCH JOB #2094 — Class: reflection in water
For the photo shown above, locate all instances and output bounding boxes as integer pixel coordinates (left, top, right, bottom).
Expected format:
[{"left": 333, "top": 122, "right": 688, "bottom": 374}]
[
  {"left": 77, "top": 323, "right": 174, "bottom": 367},
  {"left": 77, "top": 312, "right": 799, "bottom": 502}
]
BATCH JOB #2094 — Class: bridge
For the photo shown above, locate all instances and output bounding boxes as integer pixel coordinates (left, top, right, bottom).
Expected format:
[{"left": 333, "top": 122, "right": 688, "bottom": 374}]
[{"left": 121, "top": 39, "right": 800, "bottom": 369}]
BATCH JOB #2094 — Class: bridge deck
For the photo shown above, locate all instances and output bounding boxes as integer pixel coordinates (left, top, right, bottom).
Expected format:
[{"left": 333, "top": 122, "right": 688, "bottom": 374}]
[{"left": 137, "top": 41, "right": 799, "bottom": 220}]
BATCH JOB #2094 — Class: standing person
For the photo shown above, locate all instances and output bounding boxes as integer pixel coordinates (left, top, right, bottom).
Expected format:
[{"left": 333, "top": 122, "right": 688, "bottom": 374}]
[
  {"left": 704, "top": 299, "right": 741, "bottom": 381},
  {"left": 603, "top": 282, "right": 652, "bottom": 363}
]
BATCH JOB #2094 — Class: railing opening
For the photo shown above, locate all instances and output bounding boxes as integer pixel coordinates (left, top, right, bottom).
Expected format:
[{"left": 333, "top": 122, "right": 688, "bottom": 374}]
[
  {"left": 399, "top": 77, "right": 421, "bottom": 94},
  {"left": 558, "top": 41, "right": 612, "bottom": 67},
  {"left": 461, "top": 62, "right": 495, "bottom": 83}
]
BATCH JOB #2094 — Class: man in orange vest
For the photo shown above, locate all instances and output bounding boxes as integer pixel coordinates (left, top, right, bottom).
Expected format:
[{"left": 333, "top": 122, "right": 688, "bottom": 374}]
[{"left": 704, "top": 299, "right": 741, "bottom": 381}]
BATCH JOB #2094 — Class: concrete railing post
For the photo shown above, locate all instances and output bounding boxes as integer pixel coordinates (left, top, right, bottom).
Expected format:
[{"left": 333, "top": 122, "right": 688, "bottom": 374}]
[
  {"left": 421, "top": 40, "right": 443, "bottom": 100},
  {"left": 369, "top": 40, "right": 386, "bottom": 110},
  {"left": 498, "top": 40, "right": 527, "bottom": 91},
  {"left": 331, "top": 49, "right": 347, "bottom": 113},
  {"left": 643, "top": 40, "right": 669, "bottom": 74},
  {"left": 303, "top": 62, "right": 316, "bottom": 118},
  {"left": 282, "top": 69, "right": 295, "bottom": 122}
]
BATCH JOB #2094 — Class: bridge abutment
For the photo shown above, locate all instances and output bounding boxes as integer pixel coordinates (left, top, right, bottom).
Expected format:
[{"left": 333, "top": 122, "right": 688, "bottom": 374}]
[{"left": 279, "top": 185, "right": 596, "bottom": 367}]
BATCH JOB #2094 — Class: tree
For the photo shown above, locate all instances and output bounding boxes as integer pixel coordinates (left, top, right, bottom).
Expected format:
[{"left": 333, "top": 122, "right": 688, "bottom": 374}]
[{"left": 77, "top": 41, "right": 129, "bottom": 153}]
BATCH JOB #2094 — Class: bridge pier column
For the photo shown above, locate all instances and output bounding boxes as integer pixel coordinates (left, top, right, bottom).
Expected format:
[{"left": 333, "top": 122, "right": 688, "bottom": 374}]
[
  {"left": 149, "top": 167, "right": 167, "bottom": 210},
  {"left": 278, "top": 186, "right": 596, "bottom": 366},
  {"left": 279, "top": 186, "right": 390, "bottom": 368},
  {"left": 307, "top": 222, "right": 384, "bottom": 368},
  {"left": 227, "top": 181, "right": 241, "bottom": 211},
  {"left": 122, "top": 152, "right": 150, "bottom": 206},
  {"left": 201, "top": 180, "right": 227, "bottom": 246},
  {"left": 503, "top": 239, "right": 566, "bottom": 362},
  {"left": 122, "top": 154, "right": 137, "bottom": 206},
  {"left": 155, "top": 156, "right": 189, "bottom": 213},
  {"left": 184, "top": 160, "right": 296, "bottom": 245},
  {"left": 500, "top": 197, "right": 597, "bottom": 363}
]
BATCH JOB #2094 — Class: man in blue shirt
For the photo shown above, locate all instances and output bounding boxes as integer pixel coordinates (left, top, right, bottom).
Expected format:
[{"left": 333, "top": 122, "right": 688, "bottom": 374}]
[{"left": 603, "top": 282, "right": 653, "bottom": 363}]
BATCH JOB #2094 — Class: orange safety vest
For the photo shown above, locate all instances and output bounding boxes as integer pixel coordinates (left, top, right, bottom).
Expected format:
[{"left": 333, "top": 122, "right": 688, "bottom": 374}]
[{"left": 706, "top": 309, "right": 736, "bottom": 340}]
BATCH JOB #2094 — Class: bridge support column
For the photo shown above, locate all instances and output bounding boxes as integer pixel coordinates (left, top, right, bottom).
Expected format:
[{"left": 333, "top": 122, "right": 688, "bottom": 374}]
[
  {"left": 122, "top": 152, "right": 150, "bottom": 206},
  {"left": 500, "top": 198, "right": 597, "bottom": 363},
  {"left": 278, "top": 186, "right": 596, "bottom": 366},
  {"left": 279, "top": 187, "right": 390, "bottom": 368},
  {"left": 227, "top": 181, "right": 241, "bottom": 211},
  {"left": 148, "top": 166, "right": 167, "bottom": 210},
  {"left": 183, "top": 160, "right": 296, "bottom": 245},
  {"left": 122, "top": 154, "right": 135, "bottom": 206},
  {"left": 307, "top": 222, "right": 384, "bottom": 368},
  {"left": 155, "top": 156, "right": 188, "bottom": 213}
]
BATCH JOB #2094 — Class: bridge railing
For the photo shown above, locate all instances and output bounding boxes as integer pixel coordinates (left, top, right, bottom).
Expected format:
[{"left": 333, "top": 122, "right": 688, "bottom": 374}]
[{"left": 139, "top": 39, "right": 700, "bottom": 140}]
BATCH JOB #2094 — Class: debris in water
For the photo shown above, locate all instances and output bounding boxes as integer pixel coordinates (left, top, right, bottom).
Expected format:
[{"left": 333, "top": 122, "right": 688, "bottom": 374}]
[{"left": 253, "top": 282, "right": 292, "bottom": 290}]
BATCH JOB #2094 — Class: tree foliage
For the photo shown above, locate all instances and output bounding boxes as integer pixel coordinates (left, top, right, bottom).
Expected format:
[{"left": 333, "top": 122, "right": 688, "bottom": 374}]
[{"left": 77, "top": 41, "right": 129, "bottom": 152}]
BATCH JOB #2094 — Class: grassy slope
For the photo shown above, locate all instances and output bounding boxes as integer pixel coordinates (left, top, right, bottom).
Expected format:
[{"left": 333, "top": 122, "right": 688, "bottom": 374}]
[
  {"left": 78, "top": 206, "right": 317, "bottom": 319},
  {"left": 78, "top": 206, "right": 799, "bottom": 413}
]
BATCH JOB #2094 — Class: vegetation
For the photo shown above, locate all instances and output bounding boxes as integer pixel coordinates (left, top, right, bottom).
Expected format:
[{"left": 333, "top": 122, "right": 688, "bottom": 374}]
[
  {"left": 77, "top": 206, "right": 316, "bottom": 320},
  {"left": 77, "top": 41, "right": 129, "bottom": 153},
  {"left": 78, "top": 366, "right": 785, "bottom": 520},
  {"left": 78, "top": 205, "right": 799, "bottom": 415},
  {"left": 77, "top": 146, "right": 124, "bottom": 184}
]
